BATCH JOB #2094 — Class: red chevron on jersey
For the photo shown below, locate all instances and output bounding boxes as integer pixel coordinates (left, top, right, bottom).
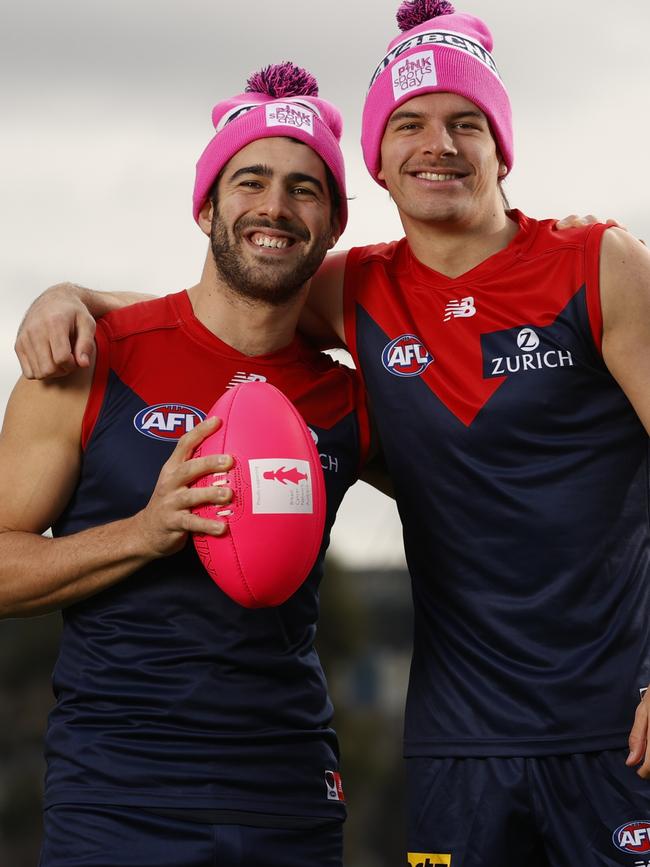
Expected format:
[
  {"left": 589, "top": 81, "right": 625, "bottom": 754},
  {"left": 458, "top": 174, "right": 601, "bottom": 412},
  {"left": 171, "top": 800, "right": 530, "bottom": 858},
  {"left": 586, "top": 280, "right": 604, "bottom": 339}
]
[{"left": 343, "top": 211, "right": 606, "bottom": 427}]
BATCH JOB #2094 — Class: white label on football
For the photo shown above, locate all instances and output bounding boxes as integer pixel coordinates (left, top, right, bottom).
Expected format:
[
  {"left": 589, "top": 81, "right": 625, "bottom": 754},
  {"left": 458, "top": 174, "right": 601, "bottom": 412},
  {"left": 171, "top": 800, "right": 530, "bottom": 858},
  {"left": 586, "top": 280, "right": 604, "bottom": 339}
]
[{"left": 249, "top": 459, "right": 314, "bottom": 514}]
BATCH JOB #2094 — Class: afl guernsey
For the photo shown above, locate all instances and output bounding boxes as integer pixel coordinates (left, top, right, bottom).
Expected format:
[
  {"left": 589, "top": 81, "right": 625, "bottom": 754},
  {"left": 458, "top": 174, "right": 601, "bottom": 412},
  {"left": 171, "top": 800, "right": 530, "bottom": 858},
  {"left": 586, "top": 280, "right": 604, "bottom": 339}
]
[
  {"left": 343, "top": 210, "right": 650, "bottom": 757},
  {"left": 47, "top": 290, "right": 369, "bottom": 820}
]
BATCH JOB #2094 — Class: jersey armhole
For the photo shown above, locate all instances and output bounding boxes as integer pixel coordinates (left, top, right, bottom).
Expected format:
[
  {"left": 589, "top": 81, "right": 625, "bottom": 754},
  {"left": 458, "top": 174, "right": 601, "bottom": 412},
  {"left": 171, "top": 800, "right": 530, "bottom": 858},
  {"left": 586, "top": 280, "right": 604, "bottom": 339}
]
[
  {"left": 353, "top": 371, "right": 372, "bottom": 471},
  {"left": 81, "top": 321, "right": 111, "bottom": 450},
  {"left": 584, "top": 223, "right": 611, "bottom": 356},
  {"left": 342, "top": 247, "right": 365, "bottom": 367},
  {"left": 342, "top": 248, "right": 373, "bottom": 471}
]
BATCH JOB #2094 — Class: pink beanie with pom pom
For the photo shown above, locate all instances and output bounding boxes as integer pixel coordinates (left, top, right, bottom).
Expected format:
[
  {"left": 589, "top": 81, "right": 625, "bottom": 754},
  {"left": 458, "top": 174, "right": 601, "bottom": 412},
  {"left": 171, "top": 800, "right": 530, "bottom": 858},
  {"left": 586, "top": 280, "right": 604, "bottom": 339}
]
[
  {"left": 362, "top": 0, "right": 513, "bottom": 187},
  {"left": 193, "top": 62, "right": 347, "bottom": 229}
]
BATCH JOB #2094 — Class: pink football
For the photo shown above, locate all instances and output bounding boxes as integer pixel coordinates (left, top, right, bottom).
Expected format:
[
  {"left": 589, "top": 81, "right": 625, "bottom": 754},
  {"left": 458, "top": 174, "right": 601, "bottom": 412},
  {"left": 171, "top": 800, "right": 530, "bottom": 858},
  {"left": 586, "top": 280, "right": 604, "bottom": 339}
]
[{"left": 191, "top": 382, "right": 326, "bottom": 607}]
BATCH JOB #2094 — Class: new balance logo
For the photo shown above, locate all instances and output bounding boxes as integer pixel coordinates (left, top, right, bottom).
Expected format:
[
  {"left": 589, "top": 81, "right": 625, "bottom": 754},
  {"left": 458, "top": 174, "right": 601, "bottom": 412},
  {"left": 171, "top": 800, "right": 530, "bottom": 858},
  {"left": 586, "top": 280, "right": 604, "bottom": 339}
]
[
  {"left": 444, "top": 296, "right": 476, "bottom": 321},
  {"left": 226, "top": 372, "right": 268, "bottom": 389}
]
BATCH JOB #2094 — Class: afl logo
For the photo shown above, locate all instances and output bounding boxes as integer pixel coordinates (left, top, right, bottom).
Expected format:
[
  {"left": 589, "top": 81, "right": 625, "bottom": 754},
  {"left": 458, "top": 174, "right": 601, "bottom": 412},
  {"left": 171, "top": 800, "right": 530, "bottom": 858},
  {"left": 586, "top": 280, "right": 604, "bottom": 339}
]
[
  {"left": 134, "top": 403, "right": 206, "bottom": 441},
  {"left": 382, "top": 334, "right": 433, "bottom": 378},
  {"left": 612, "top": 820, "right": 650, "bottom": 854},
  {"left": 516, "top": 328, "right": 540, "bottom": 351}
]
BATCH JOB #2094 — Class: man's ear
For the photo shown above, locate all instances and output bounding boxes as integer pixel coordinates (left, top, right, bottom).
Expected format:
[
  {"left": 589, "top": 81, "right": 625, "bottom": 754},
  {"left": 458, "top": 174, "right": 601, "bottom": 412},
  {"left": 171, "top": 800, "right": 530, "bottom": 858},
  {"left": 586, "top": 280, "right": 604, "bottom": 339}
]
[
  {"left": 329, "top": 215, "right": 341, "bottom": 250},
  {"left": 197, "top": 200, "right": 214, "bottom": 236},
  {"left": 496, "top": 149, "right": 508, "bottom": 178}
]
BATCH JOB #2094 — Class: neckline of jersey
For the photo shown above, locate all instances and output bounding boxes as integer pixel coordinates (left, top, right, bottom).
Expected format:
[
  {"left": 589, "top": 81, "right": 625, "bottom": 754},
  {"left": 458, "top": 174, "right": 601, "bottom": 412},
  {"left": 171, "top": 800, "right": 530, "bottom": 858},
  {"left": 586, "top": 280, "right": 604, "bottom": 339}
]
[
  {"left": 403, "top": 209, "right": 539, "bottom": 288},
  {"left": 169, "top": 289, "right": 308, "bottom": 367}
]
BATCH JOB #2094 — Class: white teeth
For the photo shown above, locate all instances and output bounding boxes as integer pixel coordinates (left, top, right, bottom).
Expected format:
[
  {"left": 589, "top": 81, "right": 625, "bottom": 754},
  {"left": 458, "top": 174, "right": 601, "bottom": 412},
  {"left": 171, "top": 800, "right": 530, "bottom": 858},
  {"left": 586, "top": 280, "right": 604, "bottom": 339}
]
[
  {"left": 416, "top": 172, "right": 458, "bottom": 181},
  {"left": 253, "top": 234, "right": 289, "bottom": 249}
]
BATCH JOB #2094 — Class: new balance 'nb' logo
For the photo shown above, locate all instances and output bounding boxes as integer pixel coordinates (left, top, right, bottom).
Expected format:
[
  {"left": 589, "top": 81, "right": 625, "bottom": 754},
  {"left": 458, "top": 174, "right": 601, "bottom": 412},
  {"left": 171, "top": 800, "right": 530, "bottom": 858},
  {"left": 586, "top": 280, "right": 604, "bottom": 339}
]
[
  {"left": 444, "top": 296, "right": 476, "bottom": 321},
  {"left": 226, "top": 372, "right": 267, "bottom": 389}
]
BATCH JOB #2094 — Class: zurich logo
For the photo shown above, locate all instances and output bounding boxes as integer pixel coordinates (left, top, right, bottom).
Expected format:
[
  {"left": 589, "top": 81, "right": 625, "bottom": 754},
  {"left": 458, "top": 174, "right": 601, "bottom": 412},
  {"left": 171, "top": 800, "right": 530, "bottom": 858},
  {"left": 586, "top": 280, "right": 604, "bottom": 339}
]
[
  {"left": 381, "top": 334, "right": 433, "bottom": 377},
  {"left": 612, "top": 820, "right": 650, "bottom": 854},
  {"left": 516, "top": 328, "right": 540, "bottom": 351},
  {"left": 134, "top": 403, "right": 206, "bottom": 441}
]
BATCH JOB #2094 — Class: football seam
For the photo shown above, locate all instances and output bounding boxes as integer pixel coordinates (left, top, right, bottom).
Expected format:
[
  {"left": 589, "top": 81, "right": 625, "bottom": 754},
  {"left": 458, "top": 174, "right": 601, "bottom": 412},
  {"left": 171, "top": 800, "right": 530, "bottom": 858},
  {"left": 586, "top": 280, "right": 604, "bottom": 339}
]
[
  {"left": 222, "top": 387, "right": 258, "bottom": 605},
  {"left": 225, "top": 529, "right": 258, "bottom": 606}
]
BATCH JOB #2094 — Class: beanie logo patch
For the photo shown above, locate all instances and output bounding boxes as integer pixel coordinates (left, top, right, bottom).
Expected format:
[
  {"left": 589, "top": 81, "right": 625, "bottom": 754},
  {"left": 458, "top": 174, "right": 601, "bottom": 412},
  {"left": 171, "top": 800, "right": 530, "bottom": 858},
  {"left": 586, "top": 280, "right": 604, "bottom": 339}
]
[
  {"left": 392, "top": 51, "right": 437, "bottom": 99},
  {"left": 265, "top": 102, "right": 315, "bottom": 135}
]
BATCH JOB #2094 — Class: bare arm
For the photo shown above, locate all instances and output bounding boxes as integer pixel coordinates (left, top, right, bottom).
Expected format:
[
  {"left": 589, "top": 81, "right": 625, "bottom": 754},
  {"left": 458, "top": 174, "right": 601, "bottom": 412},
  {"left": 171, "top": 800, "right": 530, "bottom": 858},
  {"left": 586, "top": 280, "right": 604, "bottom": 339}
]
[
  {"left": 601, "top": 229, "right": 650, "bottom": 431},
  {"left": 16, "top": 283, "right": 155, "bottom": 379},
  {"left": 597, "top": 228, "right": 650, "bottom": 777},
  {"left": 0, "top": 372, "right": 231, "bottom": 618},
  {"left": 298, "top": 250, "right": 348, "bottom": 349}
]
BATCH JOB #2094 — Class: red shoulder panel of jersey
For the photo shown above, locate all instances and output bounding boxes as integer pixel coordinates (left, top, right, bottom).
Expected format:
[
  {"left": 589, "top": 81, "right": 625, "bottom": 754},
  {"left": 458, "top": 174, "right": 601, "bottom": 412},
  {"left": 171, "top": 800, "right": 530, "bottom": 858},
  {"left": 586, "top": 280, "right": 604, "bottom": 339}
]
[
  {"left": 344, "top": 212, "right": 610, "bottom": 426},
  {"left": 82, "top": 290, "right": 370, "bottom": 468}
]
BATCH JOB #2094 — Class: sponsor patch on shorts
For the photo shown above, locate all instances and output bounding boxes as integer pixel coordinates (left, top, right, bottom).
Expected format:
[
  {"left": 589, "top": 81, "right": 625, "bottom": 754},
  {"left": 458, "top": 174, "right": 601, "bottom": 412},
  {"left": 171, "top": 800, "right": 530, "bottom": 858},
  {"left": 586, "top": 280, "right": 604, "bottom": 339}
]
[{"left": 407, "top": 854, "right": 451, "bottom": 867}]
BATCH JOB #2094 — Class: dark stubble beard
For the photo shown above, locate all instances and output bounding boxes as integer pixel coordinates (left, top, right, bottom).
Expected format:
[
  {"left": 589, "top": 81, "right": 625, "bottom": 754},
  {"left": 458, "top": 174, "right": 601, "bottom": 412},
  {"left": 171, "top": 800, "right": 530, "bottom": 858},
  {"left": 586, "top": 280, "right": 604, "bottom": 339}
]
[{"left": 210, "top": 210, "right": 331, "bottom": 307}]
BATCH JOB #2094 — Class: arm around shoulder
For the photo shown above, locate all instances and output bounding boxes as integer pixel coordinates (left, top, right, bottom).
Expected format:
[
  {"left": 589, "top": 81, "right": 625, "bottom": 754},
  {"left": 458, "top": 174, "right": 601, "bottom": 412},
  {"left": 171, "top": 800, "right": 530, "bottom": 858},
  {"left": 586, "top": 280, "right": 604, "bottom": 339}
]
[{"left": 16, "top": 282, "right": 156, "bottom": 381}]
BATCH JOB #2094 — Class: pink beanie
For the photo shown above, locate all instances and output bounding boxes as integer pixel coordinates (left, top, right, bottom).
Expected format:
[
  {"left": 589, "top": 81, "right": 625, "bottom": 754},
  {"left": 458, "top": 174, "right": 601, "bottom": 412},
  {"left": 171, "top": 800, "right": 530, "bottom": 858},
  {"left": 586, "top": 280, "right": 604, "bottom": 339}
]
[
  {"left": 362, "top": 0, "right": 513, "bottom": 186},
  {"left": 193, "top": 63, "right": 347, "bottom": 230}
]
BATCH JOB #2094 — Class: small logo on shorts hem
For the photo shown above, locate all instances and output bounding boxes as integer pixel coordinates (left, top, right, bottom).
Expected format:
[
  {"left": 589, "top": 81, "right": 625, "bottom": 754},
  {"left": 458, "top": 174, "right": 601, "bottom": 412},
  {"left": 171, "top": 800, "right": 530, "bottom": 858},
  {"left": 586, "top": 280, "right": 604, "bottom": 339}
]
[
  {"left": 325, "top": 770, "right": 345, "bottom": 801},
  {"left": 407, "top": 854, "right": 451, "bottom": 867}
]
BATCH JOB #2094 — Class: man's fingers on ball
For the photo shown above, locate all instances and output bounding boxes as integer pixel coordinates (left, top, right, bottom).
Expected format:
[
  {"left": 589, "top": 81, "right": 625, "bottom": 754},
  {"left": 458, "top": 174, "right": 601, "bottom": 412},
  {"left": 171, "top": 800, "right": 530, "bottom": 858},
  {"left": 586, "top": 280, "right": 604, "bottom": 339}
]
[
  {"left": 190, "top": 516, "right": 228, "bottom": 536},
  {"left": 192, "top": 415, "right": 223, "bottom": 441},
  {"left": 186, "top": 485, "right": 232, "bottom": 510},
  {"left": 182, "top": 453, "right": 233, "bottom": 484},
  {"left": 170, "top": 416, "right": 220, "bottom": 460}
]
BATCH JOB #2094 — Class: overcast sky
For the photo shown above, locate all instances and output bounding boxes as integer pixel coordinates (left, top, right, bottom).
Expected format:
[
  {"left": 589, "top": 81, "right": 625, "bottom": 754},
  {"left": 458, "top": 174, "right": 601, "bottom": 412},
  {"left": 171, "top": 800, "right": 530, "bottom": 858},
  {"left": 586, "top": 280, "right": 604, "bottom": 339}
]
[{"left": 2, "top": 0, "right": 648, "bottom": 567}]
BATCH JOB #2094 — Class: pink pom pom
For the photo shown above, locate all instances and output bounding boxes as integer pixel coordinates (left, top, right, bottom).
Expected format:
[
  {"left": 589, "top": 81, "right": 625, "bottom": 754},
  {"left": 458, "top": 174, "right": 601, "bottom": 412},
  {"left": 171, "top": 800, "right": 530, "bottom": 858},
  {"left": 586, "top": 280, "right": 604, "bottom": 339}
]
[
  {"left": 396, "top": 0, "right": 455, "bottom": 32},
  {"left": 245, "top": 62, "right": 319, "bottom": 98}
]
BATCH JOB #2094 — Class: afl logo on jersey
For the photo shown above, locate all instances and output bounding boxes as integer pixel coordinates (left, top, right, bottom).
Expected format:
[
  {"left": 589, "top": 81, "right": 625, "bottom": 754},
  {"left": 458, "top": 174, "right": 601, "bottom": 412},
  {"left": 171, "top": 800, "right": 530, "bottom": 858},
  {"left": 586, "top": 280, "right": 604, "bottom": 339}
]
[
  {"left": 134, "top": 403, "right": 207, "bottom": 441},
  {"left": 381, "top": 334, "right": 434, "bottom": 377},
  {"left": 612, "top": 820, "right": 650, "bottom": 854}
]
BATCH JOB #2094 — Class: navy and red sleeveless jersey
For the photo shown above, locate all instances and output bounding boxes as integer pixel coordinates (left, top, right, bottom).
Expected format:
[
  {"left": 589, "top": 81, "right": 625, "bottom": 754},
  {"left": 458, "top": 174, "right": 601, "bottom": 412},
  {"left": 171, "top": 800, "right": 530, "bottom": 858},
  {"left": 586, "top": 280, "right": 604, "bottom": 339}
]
[
  {"left": 47, "top": 289, "right": 369, "bottom": 819},
  {"left": 343, "top": 210, "right": 650, "bottom": 757}
]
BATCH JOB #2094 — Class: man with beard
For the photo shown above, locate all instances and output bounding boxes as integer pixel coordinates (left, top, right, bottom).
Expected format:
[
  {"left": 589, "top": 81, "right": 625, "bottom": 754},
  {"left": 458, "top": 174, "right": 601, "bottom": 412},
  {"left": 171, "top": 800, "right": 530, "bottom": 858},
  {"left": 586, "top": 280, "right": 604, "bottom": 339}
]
[{"left": 0, "top": 63, "right": 371, "bottom": 867}]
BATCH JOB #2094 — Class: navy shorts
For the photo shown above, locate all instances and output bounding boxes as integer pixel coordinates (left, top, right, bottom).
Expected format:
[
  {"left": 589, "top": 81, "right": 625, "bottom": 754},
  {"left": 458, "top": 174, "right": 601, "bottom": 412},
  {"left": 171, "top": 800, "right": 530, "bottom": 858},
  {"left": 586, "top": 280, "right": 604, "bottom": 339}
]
[
  {"left": 406, "top": 749, "right": 650, "bottom": 867},
  {"left": 39, "top": 805, "right": 343, "bottom": 867}
]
